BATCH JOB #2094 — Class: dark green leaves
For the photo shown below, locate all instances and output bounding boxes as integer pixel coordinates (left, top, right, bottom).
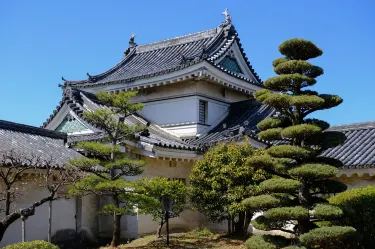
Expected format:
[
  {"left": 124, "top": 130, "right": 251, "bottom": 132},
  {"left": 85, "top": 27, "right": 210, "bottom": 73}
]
[
  {"left": 267, "top": 145, "right": 314, "bottom": 160},
  {"left": 288, "top": 163, "right": 338, "bottom": 179},
  {"left": 300, "top": 226, "right": 356, "bottom": 247},
  {"left": 260, "top": 178, "right": 302, "bottom": 193},
  {"left": 278, "top": 38, "right": 323, "bottom": 60},
  {"left": 264, "top": 74, "right": 316, "bottom": 91},
  {"left": 264, "top": 206, "right": 309, "bottom": 220}
]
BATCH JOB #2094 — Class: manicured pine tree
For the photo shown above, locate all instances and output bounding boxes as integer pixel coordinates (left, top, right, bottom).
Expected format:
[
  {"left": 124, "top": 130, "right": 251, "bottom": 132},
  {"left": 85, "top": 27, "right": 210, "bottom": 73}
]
[
  {"left": 68, "top": 90, "right": 146, "bottom": 247},
  {"left": 243, "top": 39, "right": 356, "bottom": 248}
]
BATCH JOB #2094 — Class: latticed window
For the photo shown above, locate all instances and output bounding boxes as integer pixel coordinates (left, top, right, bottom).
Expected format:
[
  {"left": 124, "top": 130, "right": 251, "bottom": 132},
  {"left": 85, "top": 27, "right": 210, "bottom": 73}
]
[
  {"left": 199, "top": 100, "right": 207, "bottom": 124},
  {"left": 218, "top": 55, "right": 243, "bottom": 74}
]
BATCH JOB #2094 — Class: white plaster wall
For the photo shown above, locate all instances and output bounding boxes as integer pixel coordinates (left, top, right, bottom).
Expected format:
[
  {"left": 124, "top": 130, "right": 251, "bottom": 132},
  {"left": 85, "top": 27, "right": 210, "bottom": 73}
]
[
  {"left": 139, "top": 97, "right": 197, "bottom": 125},
  {"left": 335, "top": 175, "right": 375, "bottom": 189},
  {"left": 0, "top": 187, "right": 76, "bottom": 247},
  {"left": 79, "top": 195, "right": 98, "bottom": 241}
]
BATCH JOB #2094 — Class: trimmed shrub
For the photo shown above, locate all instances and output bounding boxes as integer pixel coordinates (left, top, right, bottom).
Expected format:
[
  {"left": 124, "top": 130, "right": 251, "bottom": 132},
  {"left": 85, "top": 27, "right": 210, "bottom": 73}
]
[
  {"left": 2, "top": 240, "right": 59, "bottom": 249},
  {"left": 245, "top": 235, "right": 290, "bottom": 249},
  {"left": 300, "top": 226, "right": 356, "bottom": 248},
  {"left": 329, "top": 186, "right": 375, "bottom": 248}
]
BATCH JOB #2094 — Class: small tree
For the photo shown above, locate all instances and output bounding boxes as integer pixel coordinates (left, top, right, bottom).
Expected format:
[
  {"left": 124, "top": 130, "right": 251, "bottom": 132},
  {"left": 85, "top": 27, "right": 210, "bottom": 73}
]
[
  {"left": 135, "top": 177, "right": 187, "bottom": 237},
  {"left": 243, "top": 39, "right": 355, "bottom": 248},
  {"left": 67, "top": 90, "right": 146, "bottom": 247},
  {"left": 189, "top": 141, "right": 268, "bottom": 236},
  {"left": 329, "top": 186, "right": 375, "bottom": 248},
  {"left": 0, "top": 150, "right": 80, "bottom": 242}
]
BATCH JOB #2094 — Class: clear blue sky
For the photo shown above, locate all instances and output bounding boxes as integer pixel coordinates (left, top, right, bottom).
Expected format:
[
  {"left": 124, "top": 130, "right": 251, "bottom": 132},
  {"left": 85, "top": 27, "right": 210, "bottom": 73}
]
[{"left": 0, "top": 0, "right": 374, "bottom": 127}]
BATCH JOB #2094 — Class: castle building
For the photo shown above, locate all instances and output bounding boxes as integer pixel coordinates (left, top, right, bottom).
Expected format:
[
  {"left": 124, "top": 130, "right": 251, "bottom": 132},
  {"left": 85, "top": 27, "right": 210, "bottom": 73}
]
[{"left": 1, "top": 10, "right": 374, "bottom": 246}]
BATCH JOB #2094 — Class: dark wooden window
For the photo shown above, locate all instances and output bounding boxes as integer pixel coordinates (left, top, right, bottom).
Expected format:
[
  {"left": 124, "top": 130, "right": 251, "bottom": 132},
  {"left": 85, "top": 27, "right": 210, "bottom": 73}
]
[{"left": 199, "top": 100, "right": 207, "bottom": 124}]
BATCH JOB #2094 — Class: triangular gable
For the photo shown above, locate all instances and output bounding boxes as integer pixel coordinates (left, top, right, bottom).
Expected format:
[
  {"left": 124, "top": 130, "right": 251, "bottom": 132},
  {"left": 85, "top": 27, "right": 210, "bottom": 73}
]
[
  {"left": 213, "top": 40, "right": 260, "bottom": 83},
  {"left": 55, "top": 114, "right": 90, "bottom": 134}
]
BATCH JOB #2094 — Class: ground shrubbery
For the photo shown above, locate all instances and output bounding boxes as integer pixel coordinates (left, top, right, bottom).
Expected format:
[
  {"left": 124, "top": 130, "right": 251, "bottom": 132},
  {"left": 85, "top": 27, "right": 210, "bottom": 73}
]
[
  {"left": 2, "top": 240, "right": 59, "bottom": 249},
  {"left": 328, "top": 186, "right": 375, "bottom": 248}
]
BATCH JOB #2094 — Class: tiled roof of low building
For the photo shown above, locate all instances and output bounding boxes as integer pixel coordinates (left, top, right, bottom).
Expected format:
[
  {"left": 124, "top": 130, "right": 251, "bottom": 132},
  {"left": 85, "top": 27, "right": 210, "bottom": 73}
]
[
  {"left": 321, "top": 121, "right": 375, "bottom": 169},
  {"left": 0, "top": 120, "right": 84, "bottom": 168}
]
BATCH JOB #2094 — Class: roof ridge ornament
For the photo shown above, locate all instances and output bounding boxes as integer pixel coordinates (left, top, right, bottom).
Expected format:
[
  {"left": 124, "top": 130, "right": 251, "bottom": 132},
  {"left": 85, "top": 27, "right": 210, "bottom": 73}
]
[
  {"left": 129, "top": 32, "right": 137, "bottom": 48},
  {"left": 220, "top": 8, "right": 232, "bottom": 27},
  {"left": 124, "top": 32, "right": 137, "bottom": 57}
]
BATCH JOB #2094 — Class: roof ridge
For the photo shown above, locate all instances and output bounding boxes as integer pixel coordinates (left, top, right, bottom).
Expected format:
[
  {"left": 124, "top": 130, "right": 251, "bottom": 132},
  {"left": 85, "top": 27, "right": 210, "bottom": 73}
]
[
  {"left": 0, "top": 120, "right": 67, "bottom": 140},
  {"left": 329, "top": 121, "right": 375, "bottom": 131},
  {"left": 136, "top": 27, "right": 220, "bottom": 53}
]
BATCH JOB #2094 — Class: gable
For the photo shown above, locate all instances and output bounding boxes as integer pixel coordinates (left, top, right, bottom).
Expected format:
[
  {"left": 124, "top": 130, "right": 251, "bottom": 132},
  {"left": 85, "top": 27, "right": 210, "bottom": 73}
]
[
  {"left": 55, "top": 114, "right": 91, "bottom": 134},
  {"left": 218, "top": 55, "right": 243, "bottom": 74}
]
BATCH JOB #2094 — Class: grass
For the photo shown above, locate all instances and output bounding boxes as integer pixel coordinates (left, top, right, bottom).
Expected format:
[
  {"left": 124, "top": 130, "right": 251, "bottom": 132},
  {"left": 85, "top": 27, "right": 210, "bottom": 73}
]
[{"left": 101, "top": 229, "right": 247, "bottom": 249}]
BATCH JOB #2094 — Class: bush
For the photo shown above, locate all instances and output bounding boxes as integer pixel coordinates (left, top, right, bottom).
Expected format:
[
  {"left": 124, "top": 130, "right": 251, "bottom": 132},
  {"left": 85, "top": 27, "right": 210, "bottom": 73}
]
[
  {"left": 329, "top": 186, "right": 375, "bottom": 248},
  {"left": 2, "top": 240, "right": 59, "bottom": 249},
  {"left": 189, "top": 228, "right": 214, "bottom": 237},
  {"left": 245, "top": 235, "right": 290, "bottom": 249},
  {"left": 300, "top": 226, "right": 356, "bottom": 248}
]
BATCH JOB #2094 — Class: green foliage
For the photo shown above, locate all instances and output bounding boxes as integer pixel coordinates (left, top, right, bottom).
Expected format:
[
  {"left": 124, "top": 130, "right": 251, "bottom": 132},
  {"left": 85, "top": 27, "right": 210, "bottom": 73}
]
[
  {"left": 278, "top": 38, "right": 323, "bottom": 60},
  {"left": 258, "top": 128, "right": 283, "bottom": 141},
  {"left": 67, "top": 90, "right": 147, "bottom": 247},
  {"left": 313, "top": 204, "right": 343, "bottom": 220},
  {"left": 264, "top": 206, "right": 308, "bottom": 220},
  {"left": 300, "top": 226, "right": 356, "bottom": 248},
  {"left": 251, "top": 215, "right": 286, "bottom": 231},
  {"left": 281, "top": 124, "right": 321, "bottom": 140},
  {"left": 264, "top": 74, "right": 316, "bottom": 91},
  {"left": 257, "top": 118, "right": 289, "bottom": 131},
  {"left": 189, "top": 142, "right": 268, "bottom": 234},
  {"left": 288, "top": 164, "right": 338, "bottom": 179},
  {"left": 245, "top": 235, "right": 290, "bottom": 249},
  {"left": 329, "top": 186, "right": 375, "bottom": 248},
  {"left": 76, "top": 141, "right": 120, "bottom": 156},
  {"left": 249, "top": 38, "right": 352, "bottom": 248},
  {"left": 304, "top": 119, "right": 330, "bottom": 131},
  {"left": 311, "top": 179, "right": 347, "bottom": 194},
  {"left": 135, "top": 177, "right": 186, "bottom": 224},
  {"left": 188, "top": 228, "right": 214, "bottom": 237},
  {"left": 266, "top": 145, "right": 314, "bottom": 160},
  {"left": 2, "top": 240, "right": 59, "bottom": 249},
  {"left": 260, "top": 178, "right": 301, "bottom": 193},
  {"left": 242, "top": 195, "right": 281, "bottom": 211}
]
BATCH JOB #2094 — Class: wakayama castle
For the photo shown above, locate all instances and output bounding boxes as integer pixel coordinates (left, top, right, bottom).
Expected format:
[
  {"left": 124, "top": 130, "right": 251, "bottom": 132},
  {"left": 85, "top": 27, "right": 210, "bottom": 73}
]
[{"left": 1, "top": 10, "right": 374, "bottom": 246}]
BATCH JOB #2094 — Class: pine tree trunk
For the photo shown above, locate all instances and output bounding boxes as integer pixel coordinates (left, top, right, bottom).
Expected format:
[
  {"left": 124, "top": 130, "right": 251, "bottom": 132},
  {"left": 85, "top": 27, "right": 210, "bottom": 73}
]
[
  {"left": 157, "top": 220, "right": 165, "bottom": 238},
  {"left": 298, "top": 180, "right": 311, "bottom": 235},
  {"left": 111, "top": 213, "right": 122, "bottom": 247}
]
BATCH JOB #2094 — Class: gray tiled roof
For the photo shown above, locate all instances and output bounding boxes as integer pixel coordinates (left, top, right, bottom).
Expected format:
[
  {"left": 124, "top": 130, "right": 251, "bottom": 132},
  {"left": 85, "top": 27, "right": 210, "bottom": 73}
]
[
  {"left": 321, "top": 121, "right": 375, "bottom": 169},
  {"left": 184, "top": 99, "right": 274, "bottom": 147},
  {"left": 62, "top": 24, "right": 262, "bottom": 87},
  {"left": 0, "top": 120, "right": 84, "bottom": 168}
]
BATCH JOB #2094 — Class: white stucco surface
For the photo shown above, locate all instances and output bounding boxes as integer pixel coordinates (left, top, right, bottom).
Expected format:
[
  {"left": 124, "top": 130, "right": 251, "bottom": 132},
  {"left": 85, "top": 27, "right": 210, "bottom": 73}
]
[{"left": 0, "top": 187, "right": 76, "bottom": 247}]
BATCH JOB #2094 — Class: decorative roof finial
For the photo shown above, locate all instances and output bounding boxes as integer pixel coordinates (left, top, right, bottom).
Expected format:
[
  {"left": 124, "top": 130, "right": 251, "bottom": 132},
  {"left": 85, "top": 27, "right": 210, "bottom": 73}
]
[
  {"left": 62, "top": 76, "right": 66, "bottom": 81},
  {"left": 87, "top": 72, "right": 92, "bottom": 78},
  {"left": 221, "top": 8, "right": 232, "bottom": 27},
  {"left": 129, "top": 32, "right": 137, "bottom": 47}
]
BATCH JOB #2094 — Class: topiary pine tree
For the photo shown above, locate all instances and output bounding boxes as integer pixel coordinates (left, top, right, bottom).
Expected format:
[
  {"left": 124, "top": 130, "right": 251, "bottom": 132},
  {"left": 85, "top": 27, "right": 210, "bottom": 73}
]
[
  {"left": 68, "top": 90, "right": 146, "bottom": 247},
  {"left": 242, "top": 39, "right": 356, "bottom": 248}
]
